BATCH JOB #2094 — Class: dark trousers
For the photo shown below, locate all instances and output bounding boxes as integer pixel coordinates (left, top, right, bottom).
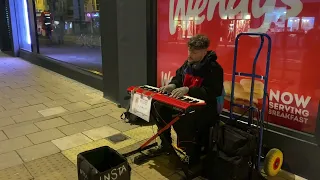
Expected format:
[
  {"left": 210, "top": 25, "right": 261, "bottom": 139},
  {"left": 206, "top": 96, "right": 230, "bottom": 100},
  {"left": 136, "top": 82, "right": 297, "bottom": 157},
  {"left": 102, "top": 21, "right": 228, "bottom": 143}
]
[{"left": 151, "top": 102, "right": 218, "bottom": 163}]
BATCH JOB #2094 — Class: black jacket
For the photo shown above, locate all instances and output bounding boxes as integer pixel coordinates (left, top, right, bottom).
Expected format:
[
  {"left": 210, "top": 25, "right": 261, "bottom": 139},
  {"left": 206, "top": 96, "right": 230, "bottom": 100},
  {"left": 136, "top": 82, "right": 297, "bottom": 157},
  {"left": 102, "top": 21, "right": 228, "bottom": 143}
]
[{"left": 169, "top": 51, "right": 224, "bottom": 106}]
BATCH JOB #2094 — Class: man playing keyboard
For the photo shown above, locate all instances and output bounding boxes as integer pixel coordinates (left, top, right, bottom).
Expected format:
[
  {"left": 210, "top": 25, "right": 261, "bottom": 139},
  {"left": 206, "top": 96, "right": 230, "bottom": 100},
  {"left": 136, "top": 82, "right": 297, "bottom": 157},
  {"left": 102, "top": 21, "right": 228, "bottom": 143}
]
[{"left": 150, "top": 34, "right": 224, "bottom": 166}]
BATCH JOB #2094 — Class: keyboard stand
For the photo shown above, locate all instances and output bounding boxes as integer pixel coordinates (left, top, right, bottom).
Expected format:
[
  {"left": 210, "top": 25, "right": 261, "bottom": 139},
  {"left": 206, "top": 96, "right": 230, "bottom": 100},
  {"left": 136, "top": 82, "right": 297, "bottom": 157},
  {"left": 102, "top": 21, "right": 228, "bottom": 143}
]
[{"left": 122, "top": 104, "right": 200, "bottom": 180}]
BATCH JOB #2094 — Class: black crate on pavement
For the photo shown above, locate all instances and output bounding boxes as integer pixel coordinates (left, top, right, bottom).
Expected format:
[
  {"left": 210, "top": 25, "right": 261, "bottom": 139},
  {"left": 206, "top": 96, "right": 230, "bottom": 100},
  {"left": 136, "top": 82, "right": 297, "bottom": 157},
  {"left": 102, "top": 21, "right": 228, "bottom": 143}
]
[{"left": 77, "top": 146, "right": 131, "bottom": 180}]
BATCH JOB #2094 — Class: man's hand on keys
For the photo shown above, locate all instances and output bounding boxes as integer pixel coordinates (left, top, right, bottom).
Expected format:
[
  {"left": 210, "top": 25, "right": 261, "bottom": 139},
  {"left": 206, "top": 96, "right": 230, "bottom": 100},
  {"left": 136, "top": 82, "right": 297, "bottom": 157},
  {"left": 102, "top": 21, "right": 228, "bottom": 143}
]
[{"left": 159, "top": 84, "right": 176, "bottom": 93}]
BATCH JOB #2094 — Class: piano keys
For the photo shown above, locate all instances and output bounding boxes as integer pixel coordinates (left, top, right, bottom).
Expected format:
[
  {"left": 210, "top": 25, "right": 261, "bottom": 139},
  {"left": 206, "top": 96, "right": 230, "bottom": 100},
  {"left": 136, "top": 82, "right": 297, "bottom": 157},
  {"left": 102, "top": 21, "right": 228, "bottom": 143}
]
[{"left": 127, "top": 85, "right": 206, "bottom": 112}]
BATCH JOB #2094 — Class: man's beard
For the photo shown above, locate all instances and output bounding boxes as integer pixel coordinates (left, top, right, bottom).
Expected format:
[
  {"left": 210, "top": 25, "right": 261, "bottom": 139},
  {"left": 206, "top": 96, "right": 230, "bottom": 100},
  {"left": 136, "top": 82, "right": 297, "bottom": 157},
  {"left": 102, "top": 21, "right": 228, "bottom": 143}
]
[
  {"left": 188, "top": 59, "right": 200, "bottom": 65},
  {"left": 187, "top": 58, "right": 197, "bottom": 64}
]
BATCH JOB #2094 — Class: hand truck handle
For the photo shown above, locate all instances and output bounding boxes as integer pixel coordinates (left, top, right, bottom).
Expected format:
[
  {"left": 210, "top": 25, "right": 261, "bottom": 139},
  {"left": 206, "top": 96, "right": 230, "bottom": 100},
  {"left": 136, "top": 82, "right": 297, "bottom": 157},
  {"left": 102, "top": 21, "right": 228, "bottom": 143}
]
[{"left": 230, "top": 33, "right": 272, "bottom": 121}]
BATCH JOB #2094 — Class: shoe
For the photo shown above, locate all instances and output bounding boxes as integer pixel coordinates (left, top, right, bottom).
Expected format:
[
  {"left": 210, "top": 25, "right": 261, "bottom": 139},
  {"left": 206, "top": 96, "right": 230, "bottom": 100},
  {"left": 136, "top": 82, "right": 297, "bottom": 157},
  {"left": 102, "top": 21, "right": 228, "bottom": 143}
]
[{"left": 180, "top": 154, "right": 201, "bottom": 168}]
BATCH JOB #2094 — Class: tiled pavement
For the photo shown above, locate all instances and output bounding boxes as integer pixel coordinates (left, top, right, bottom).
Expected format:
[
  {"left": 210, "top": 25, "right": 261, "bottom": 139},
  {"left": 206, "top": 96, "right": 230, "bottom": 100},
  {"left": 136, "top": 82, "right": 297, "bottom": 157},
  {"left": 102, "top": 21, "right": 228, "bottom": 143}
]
[
  {"left": 0, "top": 53, "right": 186, "bottom": 180},
  {"left": 0, "top": 53, "right": 305, "bottom": 180}
]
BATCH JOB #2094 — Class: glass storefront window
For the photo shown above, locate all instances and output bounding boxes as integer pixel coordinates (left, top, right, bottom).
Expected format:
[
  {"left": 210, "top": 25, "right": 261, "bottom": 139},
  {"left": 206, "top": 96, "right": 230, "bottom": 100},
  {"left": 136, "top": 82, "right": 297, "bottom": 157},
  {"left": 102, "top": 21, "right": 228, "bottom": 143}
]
[{"left": 35, "top": 0, "right": 102, "bottom": 74}]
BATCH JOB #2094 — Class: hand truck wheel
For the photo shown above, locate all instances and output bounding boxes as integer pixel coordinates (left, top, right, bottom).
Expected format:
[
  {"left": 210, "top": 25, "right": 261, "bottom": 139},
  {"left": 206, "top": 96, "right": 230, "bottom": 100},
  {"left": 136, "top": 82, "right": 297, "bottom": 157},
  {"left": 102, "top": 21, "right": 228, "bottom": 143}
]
[{"left": 264, "top": 148, "right": 283, "bottom": 177}]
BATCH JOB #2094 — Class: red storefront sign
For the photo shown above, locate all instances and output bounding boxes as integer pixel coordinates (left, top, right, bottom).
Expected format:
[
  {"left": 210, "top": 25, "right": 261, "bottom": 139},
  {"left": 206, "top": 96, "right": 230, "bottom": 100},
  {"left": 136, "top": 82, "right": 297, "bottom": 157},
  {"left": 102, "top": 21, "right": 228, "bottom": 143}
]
[{"left": 157, "top": 0, "right": 320, "bottom": 134}]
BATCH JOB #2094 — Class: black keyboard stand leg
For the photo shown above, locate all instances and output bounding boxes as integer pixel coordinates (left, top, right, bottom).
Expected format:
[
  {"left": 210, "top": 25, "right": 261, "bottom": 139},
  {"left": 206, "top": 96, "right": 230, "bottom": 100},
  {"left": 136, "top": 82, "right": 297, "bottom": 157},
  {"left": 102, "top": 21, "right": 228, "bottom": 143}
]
[
  {"left": 129, "top": 143, "right": 159, "bottom": 165},
  {"left": 133, "top": 152, "right": 157, "bottom": 165},
  {"left": 132, "top": 139, "right": 170, "bottom": 165}
]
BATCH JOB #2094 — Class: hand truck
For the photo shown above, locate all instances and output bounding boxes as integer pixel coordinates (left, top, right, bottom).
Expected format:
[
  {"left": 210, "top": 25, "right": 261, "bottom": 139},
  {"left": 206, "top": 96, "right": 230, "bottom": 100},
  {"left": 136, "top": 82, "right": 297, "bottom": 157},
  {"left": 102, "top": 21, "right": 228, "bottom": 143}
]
[{"left": 229, "top": 32, "right": 284, "bottom": 177}]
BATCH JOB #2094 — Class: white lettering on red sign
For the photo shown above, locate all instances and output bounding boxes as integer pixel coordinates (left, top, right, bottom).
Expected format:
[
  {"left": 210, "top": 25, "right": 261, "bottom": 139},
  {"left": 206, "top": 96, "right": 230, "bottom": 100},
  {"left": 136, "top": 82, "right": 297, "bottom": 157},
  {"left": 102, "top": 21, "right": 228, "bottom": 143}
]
[
  {"left": 269, "top": 89, "right": 311, "bottom": 124},
  {"left": 169, "top": 0, "right": 303, "bottom": 35}
]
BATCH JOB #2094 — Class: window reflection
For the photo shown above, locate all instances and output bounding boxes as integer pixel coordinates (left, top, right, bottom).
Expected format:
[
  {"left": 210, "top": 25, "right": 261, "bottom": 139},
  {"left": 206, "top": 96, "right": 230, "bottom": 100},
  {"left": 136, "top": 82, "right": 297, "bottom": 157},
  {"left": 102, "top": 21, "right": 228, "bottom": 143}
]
[
  {"left": 265, "top": 7, "right": 286, "bottom": 33},
  {"left": 220, "top": 13, "right": 250, "bottom": 43},
  {"left": 173, "top": 16, "right": 201, "bottom": 40},
  {"left": 35, "top": 0, "right": 102, "bottom": 74},
  {"left": 288, "top": 17, "right": 300, "bottom": 32},
  {"left": 301, "top": 17, "right": 314, "bottom": 32}
]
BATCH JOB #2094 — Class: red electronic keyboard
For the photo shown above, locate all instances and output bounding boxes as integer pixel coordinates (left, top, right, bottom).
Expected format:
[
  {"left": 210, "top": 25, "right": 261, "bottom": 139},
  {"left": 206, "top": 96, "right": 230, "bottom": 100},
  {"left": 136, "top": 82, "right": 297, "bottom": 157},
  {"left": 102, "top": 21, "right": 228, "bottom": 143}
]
[{"left": 127, "top": 85, "right": 206, "bottom": 112}]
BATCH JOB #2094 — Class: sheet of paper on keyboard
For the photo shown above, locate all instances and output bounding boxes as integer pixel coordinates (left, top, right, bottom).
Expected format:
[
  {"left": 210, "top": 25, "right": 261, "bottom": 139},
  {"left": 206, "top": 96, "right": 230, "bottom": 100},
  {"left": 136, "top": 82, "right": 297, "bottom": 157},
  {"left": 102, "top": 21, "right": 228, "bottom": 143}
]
[{"left": 129, "top": 92, "right": 152, "bottom": 122}]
